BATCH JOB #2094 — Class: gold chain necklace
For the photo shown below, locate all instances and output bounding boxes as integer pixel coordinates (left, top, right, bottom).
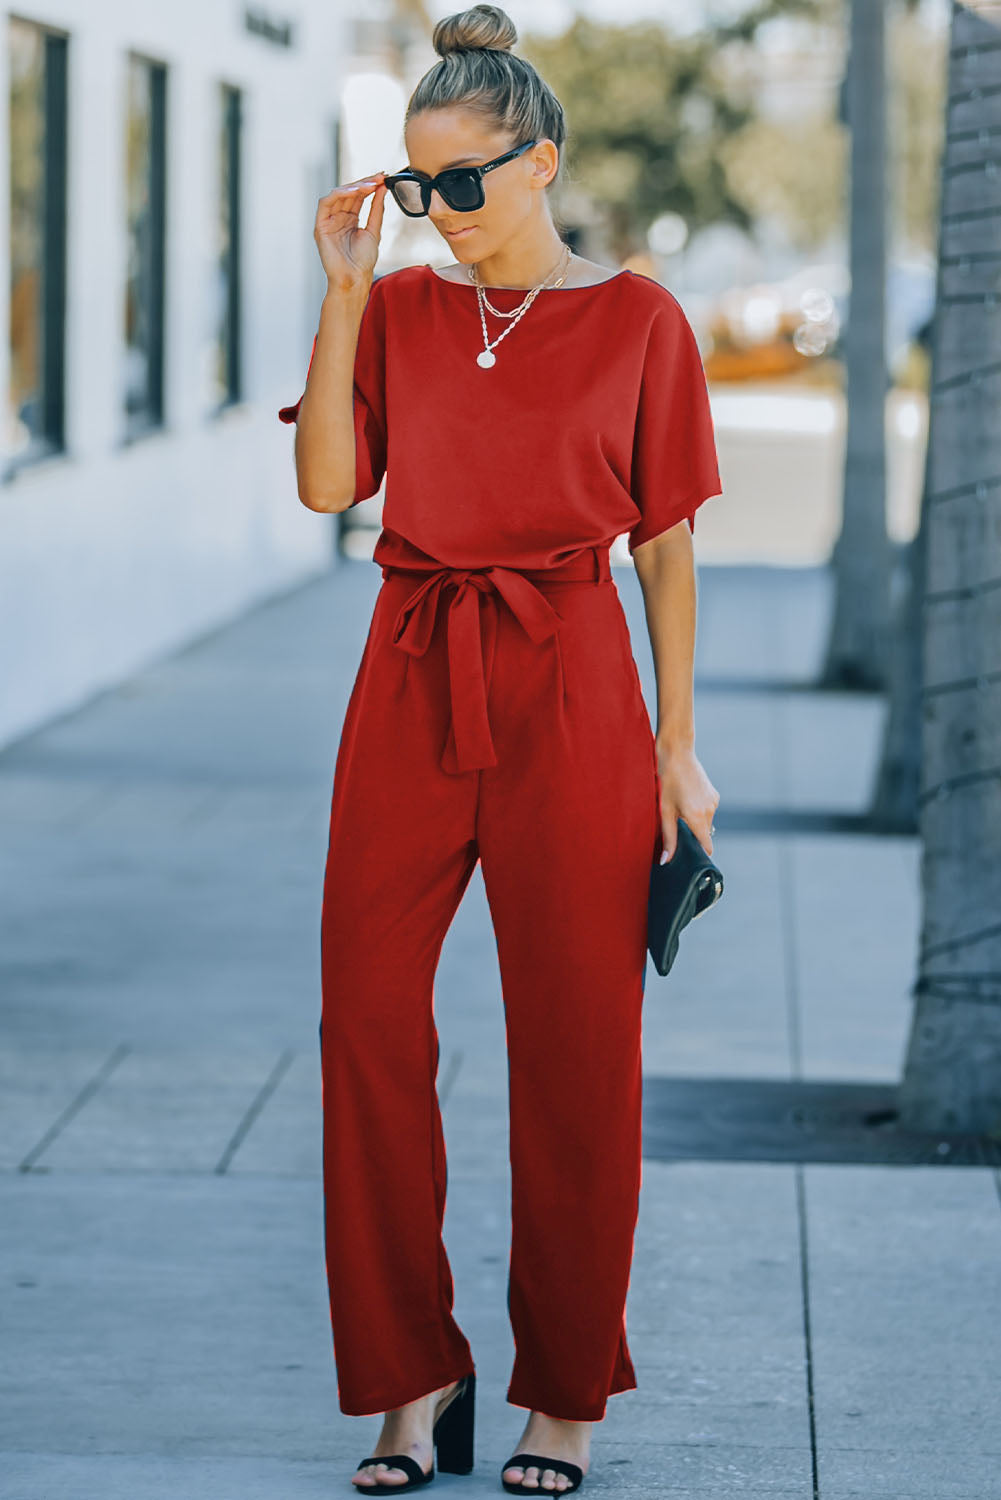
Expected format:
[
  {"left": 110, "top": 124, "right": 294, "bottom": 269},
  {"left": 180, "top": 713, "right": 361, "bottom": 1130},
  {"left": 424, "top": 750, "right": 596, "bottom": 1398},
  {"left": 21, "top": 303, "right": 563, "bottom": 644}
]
[{"left": 468, "top": 245, "right": 573, "bottom": 368}]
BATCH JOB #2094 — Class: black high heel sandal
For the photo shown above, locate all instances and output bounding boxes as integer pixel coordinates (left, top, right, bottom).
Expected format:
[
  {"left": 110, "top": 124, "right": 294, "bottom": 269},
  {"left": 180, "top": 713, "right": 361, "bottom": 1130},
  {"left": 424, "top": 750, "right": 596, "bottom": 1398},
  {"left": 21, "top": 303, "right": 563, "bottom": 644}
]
[
  {"left": 501, "top": 1452, "right": 585, "bottom": 1494},
  {"left": 353, "top": 1372, "right": 476, "bottom": 1492}
]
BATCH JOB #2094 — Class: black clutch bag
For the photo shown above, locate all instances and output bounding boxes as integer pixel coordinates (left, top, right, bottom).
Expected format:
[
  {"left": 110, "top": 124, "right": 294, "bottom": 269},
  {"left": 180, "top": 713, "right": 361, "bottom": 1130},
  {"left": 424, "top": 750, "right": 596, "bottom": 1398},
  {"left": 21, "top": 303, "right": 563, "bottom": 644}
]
[{"left": 647, "top": 817, "right": 724, "bottom": 977}]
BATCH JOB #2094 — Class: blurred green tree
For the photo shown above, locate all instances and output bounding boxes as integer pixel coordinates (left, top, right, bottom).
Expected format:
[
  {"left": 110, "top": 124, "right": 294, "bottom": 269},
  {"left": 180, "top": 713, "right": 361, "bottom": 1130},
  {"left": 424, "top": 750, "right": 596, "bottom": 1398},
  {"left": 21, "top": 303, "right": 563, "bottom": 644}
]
[
  {"left": 522, "top": 1, "right": 943, "bottom": 265},
  {"left": 521, "top": 15, "right": 754, "bottom": 261},
  {"left": 522, "top": 2, "right": 851, "bottom": 260}
]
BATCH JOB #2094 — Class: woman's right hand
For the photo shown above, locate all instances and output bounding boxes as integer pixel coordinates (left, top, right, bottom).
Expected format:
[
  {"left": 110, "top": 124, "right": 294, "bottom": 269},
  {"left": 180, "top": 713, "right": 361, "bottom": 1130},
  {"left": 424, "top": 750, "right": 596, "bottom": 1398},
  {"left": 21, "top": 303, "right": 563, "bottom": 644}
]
[{"left": 314, "top": 173, "right": 388, "bottom": 293}]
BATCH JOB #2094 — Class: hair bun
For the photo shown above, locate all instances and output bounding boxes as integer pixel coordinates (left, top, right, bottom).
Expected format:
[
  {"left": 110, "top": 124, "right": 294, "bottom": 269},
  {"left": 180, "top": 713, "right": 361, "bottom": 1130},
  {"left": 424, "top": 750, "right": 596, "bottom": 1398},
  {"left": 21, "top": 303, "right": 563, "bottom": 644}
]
[{"left": 433, "top": 4, "right": 518, "bottom": 57}]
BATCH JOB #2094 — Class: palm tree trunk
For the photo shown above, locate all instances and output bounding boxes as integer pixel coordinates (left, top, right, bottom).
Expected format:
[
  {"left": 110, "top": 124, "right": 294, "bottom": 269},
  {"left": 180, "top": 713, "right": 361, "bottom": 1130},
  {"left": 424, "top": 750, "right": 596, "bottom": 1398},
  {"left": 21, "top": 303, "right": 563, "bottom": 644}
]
[
  {"left": 897, "top": 0, "right": 1001, "bottom": 1136},
  {"left": 870, "top": 406, "right": 931, "bottom": 832},
  {"left": 822, "top": 0, "right": 895, "bottom": 690}
]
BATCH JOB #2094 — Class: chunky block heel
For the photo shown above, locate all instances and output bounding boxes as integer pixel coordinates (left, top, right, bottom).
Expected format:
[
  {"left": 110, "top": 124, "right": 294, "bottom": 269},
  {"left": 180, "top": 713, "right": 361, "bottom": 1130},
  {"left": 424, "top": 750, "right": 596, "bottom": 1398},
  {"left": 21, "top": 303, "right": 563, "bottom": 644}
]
[
  {"left": 433, "top": 1371, "right": 476, "bottom": 1475},
  {"left": 353, "top": 1373, "right": 476, "bottom": 1491}
]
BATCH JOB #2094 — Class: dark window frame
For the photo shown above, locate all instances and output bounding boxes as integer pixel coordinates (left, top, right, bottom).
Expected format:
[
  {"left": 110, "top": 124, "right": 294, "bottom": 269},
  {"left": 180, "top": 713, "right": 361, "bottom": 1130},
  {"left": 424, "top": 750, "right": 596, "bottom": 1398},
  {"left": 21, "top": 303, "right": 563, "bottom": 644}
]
[
  {"left": 121, "top": 53, "right": 167, "bottom": 443},
  {"left": 4, "top": 20, "right": 69, "bottom": 481},
  {"left": 215, "top": 81, "right": 243, "bottom": 411}
]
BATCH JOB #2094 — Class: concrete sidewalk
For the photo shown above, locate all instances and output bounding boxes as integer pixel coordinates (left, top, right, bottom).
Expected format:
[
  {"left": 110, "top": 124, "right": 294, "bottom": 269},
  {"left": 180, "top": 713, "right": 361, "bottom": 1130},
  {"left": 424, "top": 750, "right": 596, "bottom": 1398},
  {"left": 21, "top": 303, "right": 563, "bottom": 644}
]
[{"left": 1, "top": 555, "right": 999, "bottom": 1499}]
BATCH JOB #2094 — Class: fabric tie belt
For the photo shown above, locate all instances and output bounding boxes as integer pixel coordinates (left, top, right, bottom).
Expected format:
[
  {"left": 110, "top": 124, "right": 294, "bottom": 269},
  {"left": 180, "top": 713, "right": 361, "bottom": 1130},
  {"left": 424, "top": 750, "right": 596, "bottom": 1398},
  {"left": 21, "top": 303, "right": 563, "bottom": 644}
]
[{"left": 385, "top": 546, "right": 612, "bottom": 774}]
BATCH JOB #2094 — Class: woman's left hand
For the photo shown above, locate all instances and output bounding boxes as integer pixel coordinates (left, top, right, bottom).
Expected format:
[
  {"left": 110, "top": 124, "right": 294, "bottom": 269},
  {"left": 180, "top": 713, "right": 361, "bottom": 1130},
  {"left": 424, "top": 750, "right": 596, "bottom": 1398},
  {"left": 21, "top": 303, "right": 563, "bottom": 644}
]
[{"left": 655, "top": 741, "right": 719, "bottom": 861}]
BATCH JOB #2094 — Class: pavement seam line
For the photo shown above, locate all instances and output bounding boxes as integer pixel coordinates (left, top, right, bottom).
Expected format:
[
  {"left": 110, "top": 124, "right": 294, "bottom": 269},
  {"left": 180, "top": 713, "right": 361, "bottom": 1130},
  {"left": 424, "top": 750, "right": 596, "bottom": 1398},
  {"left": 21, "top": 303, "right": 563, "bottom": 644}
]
[
  {"left": 18, "top": 1042, "right": 131, "bottom": 1173},
  {"left": 213, "top": 1048, "right": 296, "bottom": 1175},
  {"left": 795, "top": 1165, "right": 822, "bottom": 1500}
]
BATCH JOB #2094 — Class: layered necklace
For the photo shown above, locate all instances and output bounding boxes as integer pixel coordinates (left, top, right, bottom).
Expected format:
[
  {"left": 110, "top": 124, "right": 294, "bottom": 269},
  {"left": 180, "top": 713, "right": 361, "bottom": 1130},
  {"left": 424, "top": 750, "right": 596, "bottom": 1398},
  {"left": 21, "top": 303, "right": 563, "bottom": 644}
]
[{"left": 468, "top": 244, "right": 574, "bottom": 368}]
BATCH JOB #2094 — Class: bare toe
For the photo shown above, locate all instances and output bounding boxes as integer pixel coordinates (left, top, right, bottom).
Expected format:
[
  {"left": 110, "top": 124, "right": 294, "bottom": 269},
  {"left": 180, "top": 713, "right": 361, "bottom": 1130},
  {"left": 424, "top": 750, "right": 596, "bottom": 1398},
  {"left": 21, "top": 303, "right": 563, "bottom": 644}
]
[
  {"left": 378, "top": 1466, "right": 411, "bottom": 1487},
  {"left": 354, "top": 1462, "right": 410, "bottom": 1487}
]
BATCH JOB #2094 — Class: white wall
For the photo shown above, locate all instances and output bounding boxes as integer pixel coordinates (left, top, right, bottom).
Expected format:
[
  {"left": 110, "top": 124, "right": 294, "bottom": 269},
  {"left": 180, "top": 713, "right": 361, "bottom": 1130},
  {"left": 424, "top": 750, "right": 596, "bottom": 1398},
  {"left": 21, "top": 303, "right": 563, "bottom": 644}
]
[{"left": 0, "top": 0, "right": 354, "bottom": 749}]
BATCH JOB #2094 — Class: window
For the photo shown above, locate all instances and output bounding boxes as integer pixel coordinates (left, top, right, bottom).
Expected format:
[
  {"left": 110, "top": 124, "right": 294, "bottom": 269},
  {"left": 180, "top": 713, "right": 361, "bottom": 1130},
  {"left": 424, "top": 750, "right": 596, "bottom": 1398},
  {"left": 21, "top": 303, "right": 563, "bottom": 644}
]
[
  {"left": 211, "top": 83, "right": 242, "bottom": 410},
  {"left": 123, "top": 54, "right": 166, "bottom": 437},
  {"left": 6, "top": 18, "right": 68, "bottom": 474}
]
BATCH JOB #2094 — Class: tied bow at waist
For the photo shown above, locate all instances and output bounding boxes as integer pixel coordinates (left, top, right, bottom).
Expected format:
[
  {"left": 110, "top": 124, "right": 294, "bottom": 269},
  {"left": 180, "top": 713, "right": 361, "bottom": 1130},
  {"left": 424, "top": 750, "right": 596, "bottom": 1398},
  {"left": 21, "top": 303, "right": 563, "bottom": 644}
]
[{"left": 386, "top": 549, "right": 610, "bottom": 774}]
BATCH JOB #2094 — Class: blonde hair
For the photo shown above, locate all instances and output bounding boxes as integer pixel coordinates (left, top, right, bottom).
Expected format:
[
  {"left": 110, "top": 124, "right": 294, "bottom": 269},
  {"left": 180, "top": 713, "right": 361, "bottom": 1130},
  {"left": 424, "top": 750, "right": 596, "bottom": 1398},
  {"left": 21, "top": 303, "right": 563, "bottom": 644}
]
[{"left": 405, "top": 5, "right": 567, "bottom": 190}]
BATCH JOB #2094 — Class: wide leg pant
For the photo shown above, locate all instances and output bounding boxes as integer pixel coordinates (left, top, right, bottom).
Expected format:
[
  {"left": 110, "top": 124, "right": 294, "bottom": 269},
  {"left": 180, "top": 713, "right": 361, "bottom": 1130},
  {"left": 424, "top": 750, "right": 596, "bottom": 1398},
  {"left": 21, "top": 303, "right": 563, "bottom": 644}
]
[{"left": 318, "top": 544, "right": 662, "bottom": 1421}]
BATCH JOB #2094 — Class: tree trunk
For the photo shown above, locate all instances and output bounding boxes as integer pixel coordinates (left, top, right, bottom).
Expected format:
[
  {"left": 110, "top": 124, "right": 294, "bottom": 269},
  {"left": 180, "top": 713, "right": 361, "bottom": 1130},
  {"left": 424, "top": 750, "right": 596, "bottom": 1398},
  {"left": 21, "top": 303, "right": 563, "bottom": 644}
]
[
  {"left": 870, "top": 420, "right": 931, "bottom": 833},
  {"left": 897, "top": 0, "right": 1001, "bottom": 1137},
  {"left": 821, "top": 0, "right": 895, "bottom": 690}
]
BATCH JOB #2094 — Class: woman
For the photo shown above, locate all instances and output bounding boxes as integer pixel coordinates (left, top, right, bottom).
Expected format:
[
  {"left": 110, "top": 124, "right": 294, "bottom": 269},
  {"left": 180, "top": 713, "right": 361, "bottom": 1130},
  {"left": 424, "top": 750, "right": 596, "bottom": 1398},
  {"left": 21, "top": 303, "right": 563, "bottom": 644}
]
[{"left": 278, "top": 5, "right": 722, "bottom": 1494}]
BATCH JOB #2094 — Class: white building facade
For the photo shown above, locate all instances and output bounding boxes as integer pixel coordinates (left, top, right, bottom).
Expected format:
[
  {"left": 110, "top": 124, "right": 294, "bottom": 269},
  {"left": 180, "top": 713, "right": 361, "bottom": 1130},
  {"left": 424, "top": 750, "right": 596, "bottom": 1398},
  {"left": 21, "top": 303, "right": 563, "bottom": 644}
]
[{"left": 0, "top": 0, "right": 365, "bottom": 749}]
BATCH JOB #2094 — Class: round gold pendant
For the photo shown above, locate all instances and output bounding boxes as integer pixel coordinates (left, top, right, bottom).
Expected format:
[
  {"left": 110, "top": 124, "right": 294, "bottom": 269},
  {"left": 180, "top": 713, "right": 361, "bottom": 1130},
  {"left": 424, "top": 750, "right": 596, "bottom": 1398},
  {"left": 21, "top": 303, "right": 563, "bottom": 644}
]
[{"left": 477, "top": 349, "right": 496, "bottom": 368}]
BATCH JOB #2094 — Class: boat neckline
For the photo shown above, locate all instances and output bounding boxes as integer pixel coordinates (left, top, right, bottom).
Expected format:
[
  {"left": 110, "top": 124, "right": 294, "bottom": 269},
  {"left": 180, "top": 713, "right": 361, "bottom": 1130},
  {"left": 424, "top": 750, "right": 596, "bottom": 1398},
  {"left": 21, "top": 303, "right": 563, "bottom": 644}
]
[{"left": 424, "top": 264, "right": 635, "bottom": 293}]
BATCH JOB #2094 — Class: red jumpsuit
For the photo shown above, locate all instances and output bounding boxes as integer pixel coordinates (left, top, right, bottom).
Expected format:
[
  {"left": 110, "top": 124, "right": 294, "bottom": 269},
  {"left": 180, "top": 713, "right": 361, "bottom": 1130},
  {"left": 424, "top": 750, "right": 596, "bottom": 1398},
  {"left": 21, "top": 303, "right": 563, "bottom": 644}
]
[{"left": 278, "top": 264, "right": 721, "bottom": 1421}]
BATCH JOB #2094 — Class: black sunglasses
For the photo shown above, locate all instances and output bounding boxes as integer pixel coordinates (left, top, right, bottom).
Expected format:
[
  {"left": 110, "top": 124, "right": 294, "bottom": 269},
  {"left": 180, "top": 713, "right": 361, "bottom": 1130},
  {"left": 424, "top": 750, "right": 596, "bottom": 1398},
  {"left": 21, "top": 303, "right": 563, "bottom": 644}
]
[{"left": 383, "top": 139, "right": 539, "bottom": 217}]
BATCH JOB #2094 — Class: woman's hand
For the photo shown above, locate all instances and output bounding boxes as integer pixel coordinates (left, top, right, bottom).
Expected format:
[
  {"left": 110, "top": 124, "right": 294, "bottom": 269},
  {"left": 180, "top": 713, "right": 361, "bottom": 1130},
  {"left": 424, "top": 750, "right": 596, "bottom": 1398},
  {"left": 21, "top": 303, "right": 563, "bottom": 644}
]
[
  {"left": 655, "top": 741, "right": 719, "bottom": 862},
  {"left": 314, "top": 173, "right": 388, "bottom": 294}
]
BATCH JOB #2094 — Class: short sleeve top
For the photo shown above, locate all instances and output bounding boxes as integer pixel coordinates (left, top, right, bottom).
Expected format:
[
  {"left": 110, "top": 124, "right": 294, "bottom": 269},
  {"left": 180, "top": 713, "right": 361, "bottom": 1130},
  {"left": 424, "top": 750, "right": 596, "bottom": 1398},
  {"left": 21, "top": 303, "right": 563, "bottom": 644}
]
[{"left": 278, "top": 263, "right": 722, "bottom": 571}]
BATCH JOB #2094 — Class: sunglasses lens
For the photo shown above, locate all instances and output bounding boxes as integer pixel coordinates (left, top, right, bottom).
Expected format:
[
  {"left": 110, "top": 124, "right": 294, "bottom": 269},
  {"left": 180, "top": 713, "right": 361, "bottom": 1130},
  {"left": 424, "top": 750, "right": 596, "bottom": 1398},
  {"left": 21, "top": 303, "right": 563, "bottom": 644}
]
[
  {"left": 391, "top": 178, "right": 426, "bottom": 215},
  {"left": 440, "top": 171, "right": 481, "bottom": 211}
]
